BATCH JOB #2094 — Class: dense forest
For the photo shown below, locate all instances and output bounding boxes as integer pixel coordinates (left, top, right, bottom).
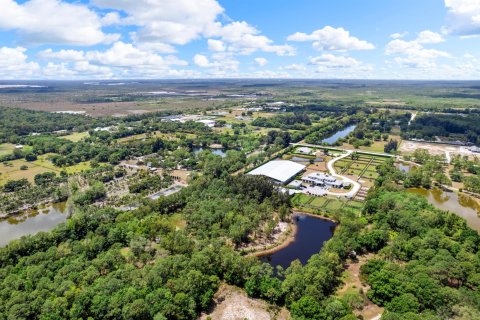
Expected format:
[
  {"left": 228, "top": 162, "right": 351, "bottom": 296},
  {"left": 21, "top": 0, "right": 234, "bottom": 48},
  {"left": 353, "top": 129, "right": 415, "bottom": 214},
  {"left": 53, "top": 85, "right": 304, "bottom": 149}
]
[{"left": 404, "top": 114, "right": 480, "bottom": 144}]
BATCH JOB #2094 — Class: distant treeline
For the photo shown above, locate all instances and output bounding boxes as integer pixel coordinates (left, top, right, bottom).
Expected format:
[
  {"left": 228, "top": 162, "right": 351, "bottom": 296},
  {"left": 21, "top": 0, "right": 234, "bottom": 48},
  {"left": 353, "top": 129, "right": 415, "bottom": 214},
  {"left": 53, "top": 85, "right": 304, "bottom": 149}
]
[{"left": 404, "top": 114, "right": 480, "bottom": 144}]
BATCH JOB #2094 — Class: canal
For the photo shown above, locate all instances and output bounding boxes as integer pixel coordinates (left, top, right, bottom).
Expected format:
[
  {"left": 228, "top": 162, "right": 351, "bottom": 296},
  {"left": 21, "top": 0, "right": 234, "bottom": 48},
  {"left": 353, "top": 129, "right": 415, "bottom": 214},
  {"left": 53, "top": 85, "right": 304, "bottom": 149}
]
[
  {"left": 0, "top": 202, "right": 69, "bottom": 247},
  {"left": 322, "top": 125, "right": 357, "bottom": 145},
  {"left": 407, "top": 188, "right": 480, "bottom": 232},
  {"left": 260, "top": 214, "right": 336, "bottom": 270}
]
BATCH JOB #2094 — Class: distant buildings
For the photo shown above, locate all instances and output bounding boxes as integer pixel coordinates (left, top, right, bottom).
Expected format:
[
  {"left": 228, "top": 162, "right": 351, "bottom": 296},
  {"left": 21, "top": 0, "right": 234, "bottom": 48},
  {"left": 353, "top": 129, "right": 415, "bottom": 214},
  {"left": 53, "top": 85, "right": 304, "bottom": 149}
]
[
  {"left": 196, "top": 119, "right": 216, "bottom": 128},
  {"left": 296, "top": 147, "right": 314, "bottom": 155},
  {"left": 302, "top": 172, "right": 344, "bottom": 189},
  {"left": 248, "top": 160, "right": 306, "bottom": 184}
]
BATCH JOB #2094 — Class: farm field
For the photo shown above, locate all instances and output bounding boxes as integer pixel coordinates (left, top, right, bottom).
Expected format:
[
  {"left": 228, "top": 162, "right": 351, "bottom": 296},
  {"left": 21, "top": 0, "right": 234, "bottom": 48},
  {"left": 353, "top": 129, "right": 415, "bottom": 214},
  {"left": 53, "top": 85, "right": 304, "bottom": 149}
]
[{"left": 292, "top": 193, "right": 364, "bottom": 214}]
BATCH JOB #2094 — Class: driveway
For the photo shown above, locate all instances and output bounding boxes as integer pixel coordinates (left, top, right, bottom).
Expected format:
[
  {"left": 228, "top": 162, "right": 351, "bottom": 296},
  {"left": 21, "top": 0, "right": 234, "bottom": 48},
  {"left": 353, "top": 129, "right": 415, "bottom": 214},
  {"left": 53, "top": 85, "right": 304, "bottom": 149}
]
[{"left": 326, "top": 150, "right": 361, "bottom": 198}]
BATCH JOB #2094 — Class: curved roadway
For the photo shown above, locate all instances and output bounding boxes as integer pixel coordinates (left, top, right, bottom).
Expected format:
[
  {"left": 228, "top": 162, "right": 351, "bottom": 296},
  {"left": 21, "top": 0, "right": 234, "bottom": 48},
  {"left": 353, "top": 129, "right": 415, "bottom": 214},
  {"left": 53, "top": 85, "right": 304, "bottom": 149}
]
[{"left": 325, "top": 150, "right": 361, "bottom": 198}]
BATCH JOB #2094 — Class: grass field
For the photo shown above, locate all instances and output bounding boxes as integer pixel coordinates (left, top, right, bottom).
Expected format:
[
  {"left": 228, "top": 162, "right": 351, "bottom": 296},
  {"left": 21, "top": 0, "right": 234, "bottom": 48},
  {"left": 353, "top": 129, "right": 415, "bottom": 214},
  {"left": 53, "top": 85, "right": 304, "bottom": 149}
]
[
  {"left": 0, "top": 143, "right": 15, "bottom": 157},
  {"left": 0, "top": 159, "right": 57, "bottom": 185},
  {"left": 292, "top": 193, "right": 363, "bottom": 214},
  {"left": 0, "top": 153, "right": 92, "bottom": 185},
  {"left": 62, "top": 132, "right": 90, "bottom": 142}
]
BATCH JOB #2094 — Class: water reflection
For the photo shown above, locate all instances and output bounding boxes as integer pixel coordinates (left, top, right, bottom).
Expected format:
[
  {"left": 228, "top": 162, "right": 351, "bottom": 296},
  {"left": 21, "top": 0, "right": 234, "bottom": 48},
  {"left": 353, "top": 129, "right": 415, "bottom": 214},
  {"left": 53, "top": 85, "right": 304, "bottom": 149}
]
[
  {"left": 407, "top": 188, "right": 480, "bottom": 231},
  {"left": 260, "top": 214, "right": 335, "bottom": 270},
  {"left": 322, "top": 125, "right": 357, "bottom": 145},
  {"left": 0, "top": 202, "right": 68, "bottom": 247}
]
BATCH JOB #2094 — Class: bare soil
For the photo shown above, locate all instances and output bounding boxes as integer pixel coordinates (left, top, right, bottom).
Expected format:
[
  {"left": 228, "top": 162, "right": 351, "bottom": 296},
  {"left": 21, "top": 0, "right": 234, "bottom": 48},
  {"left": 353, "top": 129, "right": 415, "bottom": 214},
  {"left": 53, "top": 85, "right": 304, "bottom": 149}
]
[
  {"left": 199, "top": 284, "right": 290, "bottom": 320},
  {"left": 337, "top": 254, "right": 384, "bottom": 320}
]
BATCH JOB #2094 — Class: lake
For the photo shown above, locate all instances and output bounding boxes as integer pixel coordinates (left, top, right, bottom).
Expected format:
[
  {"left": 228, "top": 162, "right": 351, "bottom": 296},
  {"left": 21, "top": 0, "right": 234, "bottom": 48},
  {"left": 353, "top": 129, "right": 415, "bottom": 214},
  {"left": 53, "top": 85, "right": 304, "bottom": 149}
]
[
  {"left": 322, "top": 125, "right": 357, "bottom": 145},
  {"left": 0, "top": 202, "right": 69, "bottom": 247},
  {"left": 407, "top": 188, "right": 480, "bottom": 231},
  {"left": 260, "top": 214, "right": 336, "bottom": 270}
]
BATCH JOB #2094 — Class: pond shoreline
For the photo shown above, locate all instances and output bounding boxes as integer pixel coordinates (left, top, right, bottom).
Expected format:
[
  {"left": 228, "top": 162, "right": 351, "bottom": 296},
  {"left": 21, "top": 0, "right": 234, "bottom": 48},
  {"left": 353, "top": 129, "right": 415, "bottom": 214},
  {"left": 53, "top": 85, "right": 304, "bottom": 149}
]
[{"left": 248, "top": 212, "right": 337, "bottom": 258}]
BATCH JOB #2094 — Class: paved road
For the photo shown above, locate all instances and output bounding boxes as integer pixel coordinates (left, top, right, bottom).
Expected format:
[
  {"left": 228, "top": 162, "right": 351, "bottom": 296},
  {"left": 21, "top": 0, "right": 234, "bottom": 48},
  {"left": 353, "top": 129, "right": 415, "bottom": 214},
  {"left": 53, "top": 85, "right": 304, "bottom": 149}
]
[
  {"left": 290, "top": 143, "right": 395, "bottom": 158},
  {"left": 325, "top": 150, "right": 361, "bottom": 198}
]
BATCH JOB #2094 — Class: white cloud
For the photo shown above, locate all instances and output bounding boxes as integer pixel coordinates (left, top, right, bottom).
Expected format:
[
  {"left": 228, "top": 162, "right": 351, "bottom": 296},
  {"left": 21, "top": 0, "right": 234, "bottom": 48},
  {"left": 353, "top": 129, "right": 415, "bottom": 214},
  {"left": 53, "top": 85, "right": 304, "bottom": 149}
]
[
  {"left": 309, "top": 54, "right": 360, "bottom": 68},
  {"left": 193, "top": 53, "right": 239, "bottom": 73},
  {"left": 39, "top": 49, "right": 86, "bottom": 61},
  {"left": 287, "top": 26, "right": 374, "bottom": 51},
  {"left": 390, "top": 32, "right": 408, "bottom": 39},
  {"left": 385, "top": 38, "right": 450, "bottom": 68},
  {"left": 101, "top": 12, "right": 122, "bottom": 26},
  {"left": 0, "top": 47, "right": 40, "bottom": 79},
  {"left": 0, "top": 0, "right": 119, "bottom": 45},
  {"left": 38, "top": 42, "right": 189, "bottom": 78},
  {"left": 193, "top": 54, "right": 211, "bottom": 67},
  {"left": 207, "top": 21, "right": 296, "bottom": 56},
  {"left": 42, "top": 62, "right": 77, "bottom": 78},
  {"left": 281, "top": 64, "right": 306, "bottom": 71},
  {"left": 207, "top": 39, "right": 226, "bottom": 52},
  {"left": 85, "top": 42, "right": 187, "bottom": 68},
  {"left": 93, "top": 0, "right": 224, "bottom": 45},
  {"left": 416, "top": 30, "right": 445, "bottom": 44},
  {"left": 443, "top": 0, "right": 480, "bottom": 35},
  {"left": 254, "top": 57, "right": 268, "bottom": 66}
]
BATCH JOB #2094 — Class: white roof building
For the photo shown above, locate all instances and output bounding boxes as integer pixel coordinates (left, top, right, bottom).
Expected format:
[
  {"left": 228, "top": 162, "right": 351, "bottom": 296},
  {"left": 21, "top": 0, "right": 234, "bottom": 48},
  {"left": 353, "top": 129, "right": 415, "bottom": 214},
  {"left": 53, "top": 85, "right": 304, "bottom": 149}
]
[
  {"left": 248, "top": 160, "right": 306, "bottom": 184},
  {"left": 197, "top": 119, "right": 216, "bottom": 127},
  {"left": 296, "top": 147, "right": 313, "bottom": 155}
]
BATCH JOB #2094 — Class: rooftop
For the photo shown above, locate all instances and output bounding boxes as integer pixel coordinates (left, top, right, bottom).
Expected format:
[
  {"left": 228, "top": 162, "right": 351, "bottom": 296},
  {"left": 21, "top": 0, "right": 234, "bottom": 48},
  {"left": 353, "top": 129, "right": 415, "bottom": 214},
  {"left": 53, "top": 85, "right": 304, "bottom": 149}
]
[{"left": 248, "top": 160, "right": 306, "bottom": 184}]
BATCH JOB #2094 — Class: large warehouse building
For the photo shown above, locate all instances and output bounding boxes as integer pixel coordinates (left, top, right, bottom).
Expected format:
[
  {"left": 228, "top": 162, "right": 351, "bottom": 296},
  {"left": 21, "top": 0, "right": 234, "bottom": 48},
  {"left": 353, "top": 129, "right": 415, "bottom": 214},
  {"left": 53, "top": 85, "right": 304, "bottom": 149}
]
[{"left": 248, "top": 160, "right": 306, "bottom": 184}]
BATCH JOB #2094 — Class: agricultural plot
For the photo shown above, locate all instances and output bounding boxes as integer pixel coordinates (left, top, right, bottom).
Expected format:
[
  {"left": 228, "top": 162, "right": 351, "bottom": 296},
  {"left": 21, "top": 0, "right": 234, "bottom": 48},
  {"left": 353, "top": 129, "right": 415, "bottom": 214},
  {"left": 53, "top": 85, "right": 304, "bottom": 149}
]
[
  {"left": 334, "top": 153, "right": 388, "bottom": 181},
  {"left": 292, "top": 193, "right": 363, "bottom": 214}
]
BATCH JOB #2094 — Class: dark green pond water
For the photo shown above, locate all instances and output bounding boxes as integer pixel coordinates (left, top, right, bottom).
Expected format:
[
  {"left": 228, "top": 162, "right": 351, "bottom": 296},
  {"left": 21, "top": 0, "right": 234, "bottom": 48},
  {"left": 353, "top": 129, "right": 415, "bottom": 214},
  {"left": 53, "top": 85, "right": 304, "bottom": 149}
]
[
  {"left": 407, "top": 188, "right": 480, "bottom": 231},
  {"left": 260, "top": 214, "right": 336, "bottom": 270},
  {"left": 0, "top": 202, "right": 69, "bottom": 247}
]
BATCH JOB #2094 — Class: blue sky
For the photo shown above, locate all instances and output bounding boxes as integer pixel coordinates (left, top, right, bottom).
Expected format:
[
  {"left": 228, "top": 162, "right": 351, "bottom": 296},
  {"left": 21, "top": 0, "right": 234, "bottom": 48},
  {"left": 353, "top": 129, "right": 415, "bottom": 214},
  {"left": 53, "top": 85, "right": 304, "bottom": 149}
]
[{"left": 0, "top": 0, "right": 480, "bottom": 79}]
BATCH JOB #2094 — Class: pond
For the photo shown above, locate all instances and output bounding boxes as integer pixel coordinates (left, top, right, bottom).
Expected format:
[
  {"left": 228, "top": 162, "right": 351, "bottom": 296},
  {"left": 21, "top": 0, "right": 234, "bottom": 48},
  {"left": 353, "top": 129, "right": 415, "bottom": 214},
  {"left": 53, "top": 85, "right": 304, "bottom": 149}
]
[
  {"left": 193, "top": 147, "right": 227, "bottom": 158},
  {"left": 407, "top": 188, "right": 480, "bottom": 231},
  {"left": 0, "top": 202, "right": 69, "bottom": 247},
  {"left": 259, "top": 214, "right": 336, "bottom": 270},
  {"left": 322, "top": 125, "right": 357, "bottom": 145}
]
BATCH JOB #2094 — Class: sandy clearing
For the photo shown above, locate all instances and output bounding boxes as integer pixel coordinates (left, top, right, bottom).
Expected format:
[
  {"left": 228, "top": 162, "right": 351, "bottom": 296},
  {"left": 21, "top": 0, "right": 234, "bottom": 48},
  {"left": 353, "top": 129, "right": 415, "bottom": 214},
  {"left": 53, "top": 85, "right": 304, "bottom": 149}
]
[{"left": 199, "top": 284, "right": 290, "bottom": 320}]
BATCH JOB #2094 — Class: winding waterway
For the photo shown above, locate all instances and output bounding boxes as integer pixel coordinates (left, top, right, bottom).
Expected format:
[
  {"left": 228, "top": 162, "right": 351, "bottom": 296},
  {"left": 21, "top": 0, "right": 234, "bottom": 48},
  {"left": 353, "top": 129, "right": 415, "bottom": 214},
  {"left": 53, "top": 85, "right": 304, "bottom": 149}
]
[
  {"left": 407, "top": 188, "right": 480, "bottom": 231},
  {"left": 260, "top": 214, "right": 335, "bottom": 270},
  {"left": 0, "top": 202, "right": 69, "bottom": 247},
  {"left": 322, "top": 125, "right": 357, "bottom": 145}
]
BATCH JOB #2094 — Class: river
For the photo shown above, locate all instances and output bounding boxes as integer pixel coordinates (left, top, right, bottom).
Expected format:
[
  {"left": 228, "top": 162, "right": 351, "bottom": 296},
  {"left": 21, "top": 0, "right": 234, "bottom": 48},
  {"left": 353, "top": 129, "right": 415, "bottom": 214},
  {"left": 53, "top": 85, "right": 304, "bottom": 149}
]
[
  {"left": 407, "top": 188, "right": 480, "bottom": 231},
  {"left": 322, "top": 125, "right": 357, "bottom": 145},
  {"left": 0, "top": 202, "right": 69, "bottom": 247},
  {"left": 260, "top": 214, "right": 335, "bottom": 270}
]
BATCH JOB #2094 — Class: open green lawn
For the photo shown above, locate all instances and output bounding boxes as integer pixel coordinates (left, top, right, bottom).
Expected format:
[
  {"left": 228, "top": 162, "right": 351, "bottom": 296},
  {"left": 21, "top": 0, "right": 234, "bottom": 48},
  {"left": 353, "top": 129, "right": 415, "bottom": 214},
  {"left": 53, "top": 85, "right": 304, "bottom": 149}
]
[
  {"left": 310, "top": 197, "right": 329, "bottom": 207},
  {"left": 325, "top": 199, "right": 346, "bottom": 211},
  {"left": 0, "top": 159, "right": 58, "bottom": 185},
  {"left": 292, "top": 193, "right": 314, "bottom": 206},
  {"left": 0, "top": 143, "right": 15, "bottom": 157},
  {"left": 65, "top": 161, "right": 91, "bottom": 174},
  {"left": 362, "top": 171, "right": 379, "bottom": 179},
  {"left": 62, "top": 132, "right": 90, "bottom": 142}
]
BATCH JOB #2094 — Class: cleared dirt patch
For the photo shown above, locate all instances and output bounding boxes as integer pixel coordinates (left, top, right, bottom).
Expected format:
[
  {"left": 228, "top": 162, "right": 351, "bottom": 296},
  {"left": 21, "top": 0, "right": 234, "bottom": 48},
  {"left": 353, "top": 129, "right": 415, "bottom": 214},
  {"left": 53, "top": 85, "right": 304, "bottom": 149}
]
[
  {"left": 199, "top": 284, "right": 290, "bottom": 320},
  {"left": 337, "top": 254, "right": 383, "bottom": 320},
  {"left": 400, "top": 140, "right": 474, "bottom": 158}
]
